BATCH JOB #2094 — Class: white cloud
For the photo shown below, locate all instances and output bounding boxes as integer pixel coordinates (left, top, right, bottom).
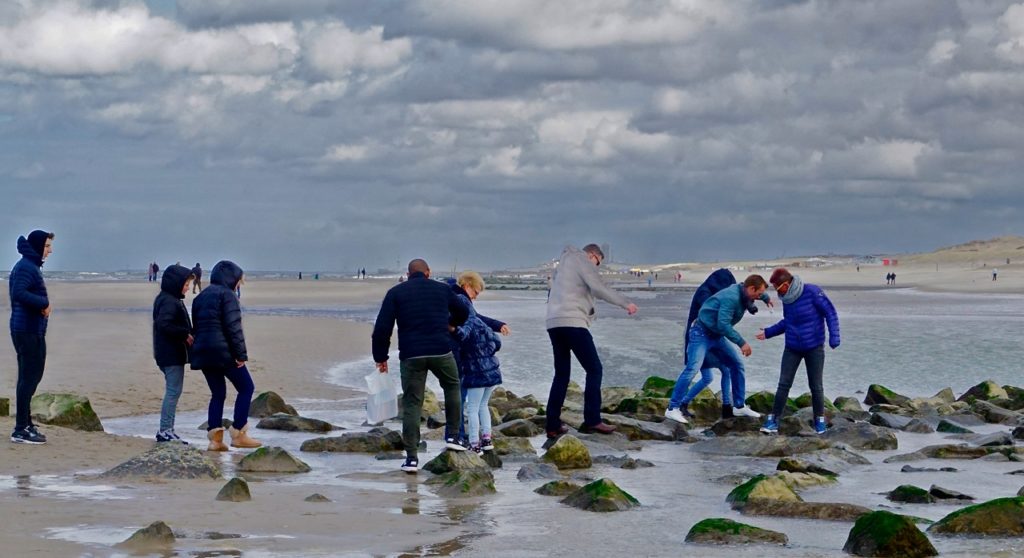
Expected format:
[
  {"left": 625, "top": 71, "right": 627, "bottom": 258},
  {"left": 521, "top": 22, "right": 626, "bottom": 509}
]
[
  {"left": 927, "top": 39, "right": 959, "bottom": 64},
  {"left": 324, "top": 143, "right": 372, "bottom": 162},
  {"left": 821, "top": 139, "right": 936, "bottom": 180},
  {"left": 302, "top": 22, "right": 411, "bottom": 79},
  {"left": 536, "top": 111, "right": 673, "bottom": 163},
  {"left": 466, "top": 146, "right": 522, "bottom": 177}
]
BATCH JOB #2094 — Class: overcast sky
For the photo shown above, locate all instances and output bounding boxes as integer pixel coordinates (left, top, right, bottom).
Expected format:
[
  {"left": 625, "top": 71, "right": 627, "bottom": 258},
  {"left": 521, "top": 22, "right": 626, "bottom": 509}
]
[{"left": 2, "top": 0, "right": 1022, "bottom": 272}]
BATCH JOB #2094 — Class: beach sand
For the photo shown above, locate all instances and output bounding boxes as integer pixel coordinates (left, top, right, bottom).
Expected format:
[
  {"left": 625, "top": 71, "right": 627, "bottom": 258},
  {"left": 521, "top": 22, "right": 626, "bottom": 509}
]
[{"left": 0, "top": 265, "right": 1020, "bottom": 556}]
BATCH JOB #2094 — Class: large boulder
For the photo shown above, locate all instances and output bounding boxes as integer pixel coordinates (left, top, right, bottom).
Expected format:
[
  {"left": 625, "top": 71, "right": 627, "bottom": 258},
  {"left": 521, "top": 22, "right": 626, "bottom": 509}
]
[
  {"left": 929, "top": 485, "right": 974, "bottom": 501},
  {"left": 958, "top": 380, "right": 1009, "bottom": 404},
  {"left": 821, "top": 423, "right": 898, "bottom": 451},
  {"left": 601, "top": 414, "right": 682, "bottom": 441},
  {"left": 936, "top": 419, "right": 975, "bottom": 434},
  {"left": 777, "top": 457, "right": 838, "bottom": 477},
  {"left": 116, "top": 521, "right": 175, "bottom": 551},
  {"left": 742, "top": 499, "right": 871, "bottom": 521},
  {"left": 834, "top": 396, "right": 864, "bottom": 412},
  {"left": 500, "top": 407, "right": 538, "bottom": 423},
  {"left": 887, "top": 485, "right": 935, "bottom": 504},
  {"left": 707, "top": 417, "right": 763, "bottom": 437},
  {"left": 972, "top": 432, "right": 1014, "bottom": 447},
  {"left": 902, "top": 419, "right": 935, "bottom": 434},
  {"left": 494, "top": 419, "right": 543, "bottom": 438},
  {"left": 613, "top": 396, "right": 669, "bottom": 416},
  {"left": 793, "top": 392, "right": 837, "bottom": 412},
  {"left": 929, "top": 497, "right": 1024, "bottom": 536},
  {"left": 685, "top": 518, "right": 788, "bottom": 546},
  {"left": 844, "top": 511, "right": 937, "bottom": 557},
  {"left": 30, "top": 393, "right": 102, "bottom": 431},
  {"left": 745, "top": 391, "right": 781, "bottom": 415},
  {"left": 971, "top": 400, "right": 1021, "bottom": 424},
  {"left": 256, "top": 413, "right": 334, "bottom": 433},
  {"left": 516, "top": 463, "right": 562, "bottom": 481},
  {"left": 870, "top": 412, "right": 913, "bottom": 431},
  {"left": 726, "top": 475, "right": 802, "bottom": 509},
  {"left": 693, "top": 436, "right": 831, "bottom": 458},
  {"left": 863, "top": 385, "right": 910, "bottom": 407},
  {"left": 299, "top": 427, "right": 403, "bottom": 453},
  {"left": 561, "top": 478, "right": 639, "bottom": 512},
  {"left": 248, "top": 391, "right": 297, "bottom": 418},
  {"left": 687, "top": 388, "right": 723, "bottom": 423},
  {"left": 426, "top": 470, "right": 496, "bottom": 497},
  {"left": 237, "top": 447, "right": 311, "bottom": 473},
  {"left": 422, "top": 449, "right": 491, "bottom": 474},
  {"left": 488, "top": 388, "right": 542, "bottom": 415},
  {"left": 215, "top": 478, "right": 252, "bottom": 502},
  {"left": 542, "top": 435, "right": 592, "bottom": 470},
  {"left": 883, "top": 444, "right": 992, "bottom": 463},
  {"left": 600, "top": 386, "right": 640, "bottom": 412},
  {"left": 100, "top": 444, "right": 221, "bottom": 480}
]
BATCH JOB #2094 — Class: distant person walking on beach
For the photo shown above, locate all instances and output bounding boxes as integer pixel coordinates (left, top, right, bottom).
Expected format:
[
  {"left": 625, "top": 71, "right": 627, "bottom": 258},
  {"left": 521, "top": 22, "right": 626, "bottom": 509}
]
[
  {"left": 756, "top": 268, "right": 840, "bottom": 435},
  {"left": 545, "top": 244, "right": 637, "bottom": 438},
  {"left": 666, "top": 274, "right": 771, "bottom": 421},
  {"left": 152, "top": 264, "right": 194, "bottom": 443},
  {"left": 452, "top": 271, "right": 506, "bottom": 454},
  {"left": 8, "top": 230, "right": 54, "bottom": 444},
  {"left": 665, "top": 269, "right": 748, "bottom": 423},
  {"left": 993, "top": 268, "right": 998, "bottom": 281},
  {"left": 191, "top": 260, "right": 261, "bottom": 451},
  {"left": 372, "top": 259, "right": 470, "bottom": 474},
  {"left": 191, "top": 262, "right": 203, "bottom": 293},
  {"left": 152, "top": 262, "right": 160, "bottom": 282}
]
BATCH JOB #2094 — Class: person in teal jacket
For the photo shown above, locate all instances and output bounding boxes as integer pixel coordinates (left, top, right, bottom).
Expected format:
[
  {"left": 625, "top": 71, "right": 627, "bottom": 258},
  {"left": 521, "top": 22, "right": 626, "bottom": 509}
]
[{"left": 668, "top": 274, "right": 771, "bottom": 419}]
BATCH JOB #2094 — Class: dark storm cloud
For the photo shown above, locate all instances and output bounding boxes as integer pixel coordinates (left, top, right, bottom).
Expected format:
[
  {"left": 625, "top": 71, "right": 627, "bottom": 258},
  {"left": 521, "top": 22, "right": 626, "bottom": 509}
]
[{"left": 1, "top": 0, "right": 1022, "bottom": 272}]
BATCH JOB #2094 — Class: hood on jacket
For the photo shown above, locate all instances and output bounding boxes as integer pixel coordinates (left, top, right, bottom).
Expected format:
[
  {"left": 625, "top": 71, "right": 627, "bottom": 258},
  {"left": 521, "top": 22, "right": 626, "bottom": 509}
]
[
  {"left": 704, "top": 268, "right": 737, "bottom": 294},
  {"left": 161, "top": 264, "right": 193, "bottom": 299},
  {"left": 16, "top": 236, "right": 43, "bottom": 267},
  {"left": 210, "top": 260, "right": 244, "bottom": 289}
]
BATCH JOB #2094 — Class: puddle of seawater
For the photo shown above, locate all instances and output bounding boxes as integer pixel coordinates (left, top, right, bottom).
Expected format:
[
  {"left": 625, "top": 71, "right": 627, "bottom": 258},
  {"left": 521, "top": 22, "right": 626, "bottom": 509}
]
[{"left": 0, "top": 474, "right": 134, "bottom": 500}]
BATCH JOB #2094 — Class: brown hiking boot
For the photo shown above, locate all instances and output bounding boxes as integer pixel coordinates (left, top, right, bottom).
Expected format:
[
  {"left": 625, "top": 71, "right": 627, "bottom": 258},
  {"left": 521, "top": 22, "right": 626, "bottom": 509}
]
[
  {"left": 206, "top": 427, "right": 229, "bottom": 451},
  {"left": 228, "top": 424, "right": 262, "bottom": 449}
]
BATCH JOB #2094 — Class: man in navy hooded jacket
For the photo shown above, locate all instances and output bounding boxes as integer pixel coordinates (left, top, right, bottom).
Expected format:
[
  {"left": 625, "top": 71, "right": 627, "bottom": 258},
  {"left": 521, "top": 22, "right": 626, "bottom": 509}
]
[{"left": 8, "top": 230, "right": 54, "bottom": 445}]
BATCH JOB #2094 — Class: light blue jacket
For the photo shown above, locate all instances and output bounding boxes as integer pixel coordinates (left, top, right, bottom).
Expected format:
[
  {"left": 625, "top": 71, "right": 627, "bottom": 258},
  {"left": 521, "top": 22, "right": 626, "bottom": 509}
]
[{"left": 696, "top": 284, "right": 768, "bottom": 347}]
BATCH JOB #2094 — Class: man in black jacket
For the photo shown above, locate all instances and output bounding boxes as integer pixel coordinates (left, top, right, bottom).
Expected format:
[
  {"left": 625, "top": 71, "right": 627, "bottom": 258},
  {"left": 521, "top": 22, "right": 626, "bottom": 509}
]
[
  {"left": 152, "top": 264, "right": 194, "bottom": 443},
  {"left": 372, "top": 259, "right": 469, "bottom": 473},
  {"left": 191, "top": 262, "right": 203, "bottom": 293}
]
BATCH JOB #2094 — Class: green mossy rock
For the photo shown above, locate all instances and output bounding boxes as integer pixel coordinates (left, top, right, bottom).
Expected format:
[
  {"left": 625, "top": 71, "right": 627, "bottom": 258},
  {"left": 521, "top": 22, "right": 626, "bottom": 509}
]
[
  {"left": 299, "top": 427, "right": 403, "bottom": 453},
  {"left": 844, "top": 511, "right": 937, "bottom": 557},
  {"left": 237, "top": 446, "right": 311, "bottom": 473},
  {"left": 929, "top": 496, "right": 1024, "bottom": 536},
  {"left": 420, "top": 389, "right": 442, "bottom": 419},
  {"left": 834, "top": 396, "right": 864, "bottom": 412},
  {"left": 422, "top": 449, "right": 491, "bottom": 474},
  {"left": 248, "top": 391, "right": 297, "bottom": 418},
  {"left": 614, "top": 397, "right": 669, "bottom": 415},
  {"left": 641, "top": 376, "right": 675, "bottom": 397},
  {"left": 215, "top": 477, "right": 252, "bottom": 502},
  {"left": 744, "top": 391, "right": 794, "bottom": 415},
  {"left": 935, "top": 419, "right": 974, "bottom": 434},
  {"left": 601, "top": 387, "right": 640, "bottom": 412},
  {"left": 492, "top": 436, "right": 536, "bottom": 459},
  {"left": 957, "top": 380, "right": 1009, "bottom": 404},
  {"left": 793, "top": 392, "right": 837, "bottom": 411},
  {"left": 726, "top": 475, "right": 802, "bottom": 508},
  {"left": 688, "top": 388, "right": 723, "bottom": 423},
  {"left": 426, "top": 469, "right": 497, "bottom": 498},
  {"left": 887, "top": 485, "right": 935, "bottom": 504},
  {"left": 863, "top": 385, "right": 910, "bottom": 407},
  {"left": 534, "top": 480, "right": 581, "bottom": 496},
  {"left": 542, "top": 434, "right": 592, "bottom": 470},
  {"left": 30, "top": 393, "right": 103, "bottom": 431},
  {"left": 0, "top": 397, "right": 9, "bottom": 417},
  {"left": 561, "top": 478, "right": 639, "bottom": 512},
  {"left": 685, "top": 518, "right": 788, "bottom": 545}
]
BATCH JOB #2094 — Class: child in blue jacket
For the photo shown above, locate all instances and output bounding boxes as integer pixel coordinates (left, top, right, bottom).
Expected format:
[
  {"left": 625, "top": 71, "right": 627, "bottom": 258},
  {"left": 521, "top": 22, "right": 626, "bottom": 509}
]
[{"left": 454, "top": 271, "right": 504, "bottom": 454}]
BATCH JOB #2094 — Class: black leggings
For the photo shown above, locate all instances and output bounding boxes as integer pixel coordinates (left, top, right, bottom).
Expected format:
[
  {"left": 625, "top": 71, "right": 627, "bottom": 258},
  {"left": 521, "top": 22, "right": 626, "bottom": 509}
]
[{"left": 11, "top": 332, "right": 46, "bottom": 430}]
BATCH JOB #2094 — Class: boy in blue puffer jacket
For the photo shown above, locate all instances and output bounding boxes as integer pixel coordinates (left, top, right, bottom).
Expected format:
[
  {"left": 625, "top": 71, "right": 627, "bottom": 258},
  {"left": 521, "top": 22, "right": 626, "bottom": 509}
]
[
  {"left": 453, "top": 271, "right": 504, "bottom": 454},
  {"left": 757, "top": 268, "right": 840, "bottom": 435}
]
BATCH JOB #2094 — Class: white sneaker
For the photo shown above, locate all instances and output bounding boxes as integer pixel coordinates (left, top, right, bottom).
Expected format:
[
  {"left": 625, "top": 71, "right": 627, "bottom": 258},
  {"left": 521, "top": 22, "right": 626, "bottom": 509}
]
[
  {"left": 664, "top": 408, "right": 689, "bottom": 424},
  {"left": 733, "top": 406, "right": 761, "bottom": 418}
]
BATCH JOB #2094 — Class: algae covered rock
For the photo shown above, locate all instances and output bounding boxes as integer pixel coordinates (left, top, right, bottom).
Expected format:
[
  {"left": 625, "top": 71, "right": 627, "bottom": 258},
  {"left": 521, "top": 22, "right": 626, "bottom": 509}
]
[
  {"left": 929, "top": 496, "right": 1024, "bottom": 536},
  {"left": 793, "top": 392, "right": 837, "bottom": 411},
  {"left": 423, "top": 449, "right": 491, "bottom": 474},
  {"left": 492, "top": 436, "right": 537, "bottom": 461},
  {"left": 834, "top": 396, "right": 864, "bottom": 412},
  {"left": 494, "top": 419, "right": 543, "bottom": 438},
  {"left": 887, "top": 485, "right": 935, "bottom": 504},
  {"left": 215, "top": 477, "right": 252, "bottom": 502},
  {"left": 542, "top": 434, "right": 592, "bottom": 470},
  {"left": 256, "top": 413, "right": 334, "bottom": 433},
  {"left": 30, "top": 392, "right": 103, "bottom": 431},
  {"left": 535, "top": 480, "right": 581, "bottom": 496},
  {"left": 641, "top": 375, "right": 675, "bottom": 397},
  {"left": 248, "top": 391, "right": 297, "bottom": 418},
  {"left": 863, "top": 385, "right": 910, "bottom": 407},
  {"left": 613, "top": 396, "right": 669, "bottom": 416},
  {"left": 844, "top": 510, "right": 937, "bottom": 557},
  {"left": 117, "top": 521, "right": 175, "bottom": 550},
  {"left": 300, "top": 427, "right": 403, "bottom": 453},
  {"left": 0, "top": 397, "right": 9, "bottom": 417},
  {"left": 561, "top": 478, "right": 639, "bottom": 512},
  {"left": 426, "top": 470, "right": 496, "bottom": 498},
  {"left": 685, "top": 517, "right": 788, "bottom": 545},
  {"left": 957, "top": 380, "right": 1009, "bottom": 404},
  {"left": 237, "top": 447, "right": 311, "bottom": 473},
  {"left": 726, "top": 475, "right": 801, "bottom": 509},
  {"left": 688, "top": 388, "right": 724, "bottom": 423}
]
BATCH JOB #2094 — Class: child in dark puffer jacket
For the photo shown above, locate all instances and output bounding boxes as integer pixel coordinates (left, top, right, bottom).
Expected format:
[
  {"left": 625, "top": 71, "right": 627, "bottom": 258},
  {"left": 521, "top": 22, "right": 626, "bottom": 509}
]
[{"left": 454, "top": 271, "right": 504, "bottom": 454}]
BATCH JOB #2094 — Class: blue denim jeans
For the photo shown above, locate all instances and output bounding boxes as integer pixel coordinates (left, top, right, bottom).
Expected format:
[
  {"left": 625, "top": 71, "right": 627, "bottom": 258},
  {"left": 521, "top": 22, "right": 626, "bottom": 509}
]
[
  {"left": 159, "top": 364, "right": 185, "bottom": 431},
  {"left": 465, "top": 385, "right": 495, "bottom": 444},
  {"left": 669, "top": 322, "right": 746, "bottom": 409}
]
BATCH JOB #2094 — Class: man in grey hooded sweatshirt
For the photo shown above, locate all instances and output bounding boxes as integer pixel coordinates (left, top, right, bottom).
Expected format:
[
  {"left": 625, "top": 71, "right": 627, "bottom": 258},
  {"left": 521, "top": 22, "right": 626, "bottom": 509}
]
[{"left": 545, "top": 244, "right": 637, "bottom": 438}]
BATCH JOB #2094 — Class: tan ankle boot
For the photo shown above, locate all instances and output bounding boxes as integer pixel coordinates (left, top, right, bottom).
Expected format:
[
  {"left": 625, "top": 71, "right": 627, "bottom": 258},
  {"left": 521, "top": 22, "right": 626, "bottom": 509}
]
[
  {"left": 228, "top": 424, "right": 262, "bottom": 448},
  {"left": 207, "top": 427, "right": 229, "bottom": 451}
]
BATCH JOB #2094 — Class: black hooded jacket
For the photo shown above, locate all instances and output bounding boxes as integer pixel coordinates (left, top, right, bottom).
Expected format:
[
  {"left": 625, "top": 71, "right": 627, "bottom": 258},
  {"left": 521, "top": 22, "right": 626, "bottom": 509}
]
[
  {"left": 190, "top": 260, "right": 247, "bottom": 370},
  {"left": 9, "top": 236, "right": 49, "bottom": 335},
  {"left": 153, "top": 264, "right": 193, "bottom": 367},
  {"left": 684, "top": 268, "right": 737, "bottom": 366}
]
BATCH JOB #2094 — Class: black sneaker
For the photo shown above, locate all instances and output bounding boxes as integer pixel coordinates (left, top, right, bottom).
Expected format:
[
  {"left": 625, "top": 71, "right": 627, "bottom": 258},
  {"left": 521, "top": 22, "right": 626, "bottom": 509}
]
[
  {"left": 26, "top": 425, "right": 47, "bottom": 443},
  {"left": 401, "top": 457, "right": 419, "bottom": 473},
  {"left": 156, "top": 430, "right": 188, "bottom": 444},
  {"left": 445, "top": 437, "right": 468, "bottom": 451},
  {"left": 11, "top": 427, "right": 46, "bottom": 445}
]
